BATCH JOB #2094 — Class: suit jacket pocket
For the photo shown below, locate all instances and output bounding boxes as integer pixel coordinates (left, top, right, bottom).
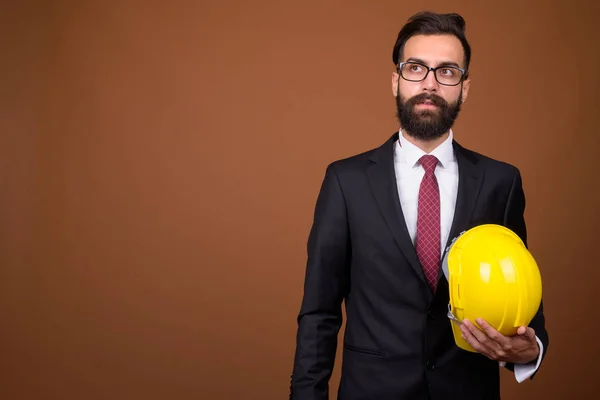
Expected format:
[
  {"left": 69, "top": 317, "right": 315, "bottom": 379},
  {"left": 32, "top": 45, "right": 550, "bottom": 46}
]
[{"left": 343, "top": 343, "right": 386, "bottom": 357}]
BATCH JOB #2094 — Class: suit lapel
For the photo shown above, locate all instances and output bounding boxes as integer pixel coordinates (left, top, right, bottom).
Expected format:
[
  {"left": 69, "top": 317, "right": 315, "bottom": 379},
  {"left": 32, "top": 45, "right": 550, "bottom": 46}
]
[
  {"left": 436, "top": 140, "right": 483, "bottom": 290},
  {"left": 367, "top": 133, "right": 427, "bottom": 286},
  {"left": 444, "top": 140, "right": 484, "bottom": 252}
]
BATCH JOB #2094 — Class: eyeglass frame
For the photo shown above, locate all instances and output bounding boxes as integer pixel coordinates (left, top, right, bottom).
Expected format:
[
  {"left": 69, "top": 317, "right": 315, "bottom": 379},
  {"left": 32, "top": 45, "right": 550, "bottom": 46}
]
[{"left": 396, "top": 61, "right": 468, "bottom": 87}]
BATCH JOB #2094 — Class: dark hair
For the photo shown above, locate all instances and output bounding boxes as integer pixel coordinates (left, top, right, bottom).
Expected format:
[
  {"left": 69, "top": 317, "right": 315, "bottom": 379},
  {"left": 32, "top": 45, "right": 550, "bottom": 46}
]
[{"left": 392, "top": 11, "right": 472, "bottom": 72}]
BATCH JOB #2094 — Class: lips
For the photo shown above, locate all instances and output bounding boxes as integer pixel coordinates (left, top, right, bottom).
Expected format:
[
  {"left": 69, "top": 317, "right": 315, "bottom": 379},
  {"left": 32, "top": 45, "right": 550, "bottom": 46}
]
[{"left": 416, "top": 100, "right": 438, "bottom": 109}]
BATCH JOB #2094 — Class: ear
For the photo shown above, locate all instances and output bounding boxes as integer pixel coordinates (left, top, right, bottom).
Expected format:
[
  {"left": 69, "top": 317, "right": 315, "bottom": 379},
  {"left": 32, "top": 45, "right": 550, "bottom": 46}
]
[
  {"left": 392, "top": 71, "right": 399, "bottom": 97},
  {"left": 460, "top": 77, "right": 471, "bottom": 104}
]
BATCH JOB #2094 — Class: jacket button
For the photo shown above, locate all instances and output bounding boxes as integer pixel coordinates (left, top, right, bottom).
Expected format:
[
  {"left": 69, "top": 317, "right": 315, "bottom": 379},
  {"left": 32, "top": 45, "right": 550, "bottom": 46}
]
[
  {"left": 427, "top": 309, "right": 435, "bottom": 319},
  {"left": 426, "top": 361, "right": 435, "bottom": 370}
]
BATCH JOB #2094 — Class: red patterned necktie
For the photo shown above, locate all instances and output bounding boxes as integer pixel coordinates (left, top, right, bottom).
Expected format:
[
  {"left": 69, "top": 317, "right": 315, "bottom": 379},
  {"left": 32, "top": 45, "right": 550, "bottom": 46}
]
[{"left": 416, "top": 155, "right": 440, "bottom": 292}]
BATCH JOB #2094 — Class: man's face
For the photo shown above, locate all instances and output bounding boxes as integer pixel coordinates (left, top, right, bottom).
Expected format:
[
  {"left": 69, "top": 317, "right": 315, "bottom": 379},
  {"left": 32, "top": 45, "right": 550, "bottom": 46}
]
[{"left": 392, "top": 34, "right": 471, "bottom": 141}]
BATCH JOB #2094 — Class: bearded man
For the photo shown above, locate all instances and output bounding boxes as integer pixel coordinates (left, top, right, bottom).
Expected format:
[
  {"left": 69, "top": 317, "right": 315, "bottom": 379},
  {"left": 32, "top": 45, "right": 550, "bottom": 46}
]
[{"left": 290, "top": 11, "right": 549, "bottom": 400}]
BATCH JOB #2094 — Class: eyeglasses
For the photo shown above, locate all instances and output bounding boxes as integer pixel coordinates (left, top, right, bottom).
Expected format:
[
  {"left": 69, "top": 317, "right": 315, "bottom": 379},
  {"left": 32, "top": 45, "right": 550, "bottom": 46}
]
[{"left": 397, "top": 61, "right": 467, "bottom": 86}]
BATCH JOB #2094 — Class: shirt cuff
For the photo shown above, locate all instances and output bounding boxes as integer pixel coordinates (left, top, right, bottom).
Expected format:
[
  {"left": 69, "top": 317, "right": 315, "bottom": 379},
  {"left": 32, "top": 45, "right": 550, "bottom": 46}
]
[{"left": 498, "top": 336, "right": 544, "bottom": 383}]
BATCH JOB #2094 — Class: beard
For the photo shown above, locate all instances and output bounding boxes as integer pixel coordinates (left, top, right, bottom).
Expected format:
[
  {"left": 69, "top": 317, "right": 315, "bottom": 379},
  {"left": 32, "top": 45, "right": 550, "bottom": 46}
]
[{"left": 396, "top": 91, "right": 462, "bottom": 141}]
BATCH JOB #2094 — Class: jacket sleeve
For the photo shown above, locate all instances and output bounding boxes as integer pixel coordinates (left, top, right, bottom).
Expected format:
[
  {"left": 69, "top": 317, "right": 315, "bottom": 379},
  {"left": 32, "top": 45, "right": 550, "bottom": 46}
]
[
  {"left": 290, "top": 163, "right": 351, "bottom": 400},
  {"left": 502, "top": 167, "right": 549, "bottom": 378}
]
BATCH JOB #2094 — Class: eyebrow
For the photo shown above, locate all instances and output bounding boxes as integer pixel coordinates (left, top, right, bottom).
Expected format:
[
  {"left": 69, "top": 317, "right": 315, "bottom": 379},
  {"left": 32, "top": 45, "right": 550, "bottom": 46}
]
[{"left": 405, "top": 57, "right": 461, "bottom": 68}]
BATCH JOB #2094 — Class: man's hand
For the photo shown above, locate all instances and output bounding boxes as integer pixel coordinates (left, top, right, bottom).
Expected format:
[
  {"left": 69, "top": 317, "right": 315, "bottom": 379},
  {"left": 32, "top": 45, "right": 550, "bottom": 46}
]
[{"left": 460, "top": 318, "right": 539, "bottom": 364}]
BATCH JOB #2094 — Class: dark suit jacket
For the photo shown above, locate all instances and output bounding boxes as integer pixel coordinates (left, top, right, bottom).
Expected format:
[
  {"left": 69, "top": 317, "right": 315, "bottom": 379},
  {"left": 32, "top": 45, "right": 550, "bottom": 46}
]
[{"left": 290, "top": 132, "right": 549, "bottom": 400}]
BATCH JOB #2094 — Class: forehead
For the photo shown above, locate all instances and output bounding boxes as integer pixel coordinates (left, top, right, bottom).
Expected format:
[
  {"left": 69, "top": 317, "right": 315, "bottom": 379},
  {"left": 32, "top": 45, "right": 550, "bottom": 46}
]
[{"left": 402, "top": 34, "right": 465, "bottom": 67}]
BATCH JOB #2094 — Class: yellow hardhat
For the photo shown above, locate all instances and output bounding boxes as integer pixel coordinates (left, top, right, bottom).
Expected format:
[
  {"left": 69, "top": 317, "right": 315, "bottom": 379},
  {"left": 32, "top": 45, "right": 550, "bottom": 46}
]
[{"left": 441, "top": 224, "right": 542, "bottom": 352}]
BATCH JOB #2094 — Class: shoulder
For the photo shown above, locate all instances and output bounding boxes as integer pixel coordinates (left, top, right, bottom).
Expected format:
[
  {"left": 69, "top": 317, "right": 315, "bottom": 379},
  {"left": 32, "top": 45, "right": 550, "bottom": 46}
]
[
  {"left": 324, "top": 133, "right": 397, "bottom": 176},
  {"left": 454, "top": 141, "right": 521, "bottom": 183},
  {"left": 328, "top": 148, "right": 376, "bottom": 173}
]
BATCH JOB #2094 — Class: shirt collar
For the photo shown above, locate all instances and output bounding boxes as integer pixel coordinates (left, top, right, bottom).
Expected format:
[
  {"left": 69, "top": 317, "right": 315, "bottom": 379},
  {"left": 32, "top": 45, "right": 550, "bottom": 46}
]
[{"left": 395, "top": 129, "right": 456, "bottom": 168}]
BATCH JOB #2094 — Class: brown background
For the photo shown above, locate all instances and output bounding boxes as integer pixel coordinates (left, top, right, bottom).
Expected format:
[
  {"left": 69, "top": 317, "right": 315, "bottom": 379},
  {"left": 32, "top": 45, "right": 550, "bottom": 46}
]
[{"left": 1, "top": 0, "right": 599, "bottom": 399}]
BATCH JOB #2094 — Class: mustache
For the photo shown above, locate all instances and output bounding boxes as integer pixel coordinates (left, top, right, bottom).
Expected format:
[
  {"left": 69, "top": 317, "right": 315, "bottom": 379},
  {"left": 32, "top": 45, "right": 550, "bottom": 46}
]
[{"left": 408, "top": 93, "right": 448, "bottom": 107}]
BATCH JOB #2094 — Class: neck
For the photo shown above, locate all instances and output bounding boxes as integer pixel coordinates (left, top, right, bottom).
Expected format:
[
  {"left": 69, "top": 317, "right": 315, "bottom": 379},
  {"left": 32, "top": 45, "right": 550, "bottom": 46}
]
[{"left": 401, "top": 130, "right": 450, "bottom": 153}]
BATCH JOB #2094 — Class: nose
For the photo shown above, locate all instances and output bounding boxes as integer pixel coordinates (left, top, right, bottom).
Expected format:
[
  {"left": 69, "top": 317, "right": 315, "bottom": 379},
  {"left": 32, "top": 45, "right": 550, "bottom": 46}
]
[{"left": 421, "top": 69, "right": 439, "bottom": 92}]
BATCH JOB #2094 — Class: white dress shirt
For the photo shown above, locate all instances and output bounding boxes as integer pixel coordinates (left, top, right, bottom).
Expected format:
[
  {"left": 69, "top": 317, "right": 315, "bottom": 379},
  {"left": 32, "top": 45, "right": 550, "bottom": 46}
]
[
  {"left": 392, "top": 129, "right": 543, "bottom": 383},
  {"left": 393, "top": 129, "right": 458, "bottom": 259}
]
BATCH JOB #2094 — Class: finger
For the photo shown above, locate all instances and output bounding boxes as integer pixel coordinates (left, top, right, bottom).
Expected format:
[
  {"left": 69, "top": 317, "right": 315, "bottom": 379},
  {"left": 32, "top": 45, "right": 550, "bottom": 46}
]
[
  {"left": 462, "top": 319, "right": 494, "bottom": 346},
  {"left": 460, "top": 322, "right": 489, "bottom": 356},
  {"left": 476, "top": 318, "right": 510, "bottom": 347},
  {"left": 517, "top": 326, "right": 536, "bottom": 340},
  {"left": 460, "top": 320, "right": 498, "bottom": 356}
]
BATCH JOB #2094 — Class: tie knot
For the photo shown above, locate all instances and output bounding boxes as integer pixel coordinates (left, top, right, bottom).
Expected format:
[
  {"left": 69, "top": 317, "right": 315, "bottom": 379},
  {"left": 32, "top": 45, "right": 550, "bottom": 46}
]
[{"left": 419, "top": 155, "right": 438, "bottom": 174}]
